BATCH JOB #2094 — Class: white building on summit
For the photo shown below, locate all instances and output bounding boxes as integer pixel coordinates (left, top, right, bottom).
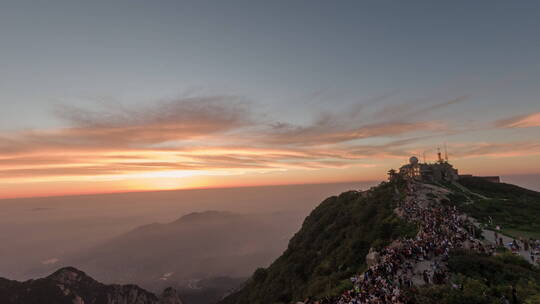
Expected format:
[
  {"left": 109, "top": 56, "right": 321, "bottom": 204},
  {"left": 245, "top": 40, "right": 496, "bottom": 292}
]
[{"left": 395, "top": 154, "right": 459, "bottom": 183}]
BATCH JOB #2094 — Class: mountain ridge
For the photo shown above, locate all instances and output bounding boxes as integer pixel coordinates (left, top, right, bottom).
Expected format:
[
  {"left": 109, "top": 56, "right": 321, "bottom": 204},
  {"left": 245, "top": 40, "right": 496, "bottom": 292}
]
[
  {"left": 24, "top": 209, "right": 304, "bottom": 304},
  {"left": 220, "top": 180, "right": 418, "bottom": 303},
  {"left": 220, "top": 176, "right": 540, "bottom": 304},
  {"left": 0, "top": 266, "right": 183, "bottom": 304}
]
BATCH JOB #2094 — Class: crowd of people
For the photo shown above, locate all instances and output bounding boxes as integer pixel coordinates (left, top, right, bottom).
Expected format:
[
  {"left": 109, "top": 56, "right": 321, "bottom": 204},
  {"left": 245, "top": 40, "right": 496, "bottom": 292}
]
[
  {"left": 304, "top": 182, "right": 486, "bottom": 304},
  {"left": 296, "top": 180, "right": 540, "bottom": 304},
  {"left": 493, "top": 229, "right": 540, "bottom": 265}
]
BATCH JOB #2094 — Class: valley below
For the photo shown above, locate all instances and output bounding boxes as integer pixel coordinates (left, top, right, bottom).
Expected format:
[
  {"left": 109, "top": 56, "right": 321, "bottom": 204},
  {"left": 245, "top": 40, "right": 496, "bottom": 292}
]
[{"left": 0, "top": 182, "right": 373, "bottom": 303}]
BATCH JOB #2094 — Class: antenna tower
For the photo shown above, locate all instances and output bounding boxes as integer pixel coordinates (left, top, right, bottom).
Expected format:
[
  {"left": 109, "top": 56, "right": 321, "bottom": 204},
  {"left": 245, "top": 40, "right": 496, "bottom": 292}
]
[
  {"left": 437, "top": 147, "right": 443, "bottom": 163},
  {"left": 444, "top": 143, "right": 448, "bottom": 162}
]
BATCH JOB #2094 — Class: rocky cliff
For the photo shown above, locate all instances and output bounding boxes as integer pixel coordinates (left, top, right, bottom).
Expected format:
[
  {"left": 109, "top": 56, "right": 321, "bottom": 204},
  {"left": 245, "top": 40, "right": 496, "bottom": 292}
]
[{"left": 0, "top": 267, "right": 183, "bottom": 304}]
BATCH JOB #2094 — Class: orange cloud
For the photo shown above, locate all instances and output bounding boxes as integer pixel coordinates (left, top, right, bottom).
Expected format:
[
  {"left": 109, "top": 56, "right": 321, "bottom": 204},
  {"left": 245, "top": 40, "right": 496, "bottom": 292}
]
[
  {"left": 496, "top": 112, "right": 540, "bottom": 128},
  {"left": 4, "top": 94, "right": 527, "bottom": 199}
]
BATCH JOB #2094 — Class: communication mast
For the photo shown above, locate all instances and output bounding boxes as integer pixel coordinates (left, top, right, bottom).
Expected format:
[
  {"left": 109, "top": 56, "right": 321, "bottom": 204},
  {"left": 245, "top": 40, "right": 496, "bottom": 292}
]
[
  {"left": 437, "top": 147, "right": 443, "bottom": 163},
  {"left": 444, "top": 143, "right": 449, "bottom": 162}
]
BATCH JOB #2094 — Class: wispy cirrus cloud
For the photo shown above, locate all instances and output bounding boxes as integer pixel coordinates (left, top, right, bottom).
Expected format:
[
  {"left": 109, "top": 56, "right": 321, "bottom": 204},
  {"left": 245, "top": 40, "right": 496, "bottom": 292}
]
[
  {"left": 449, "top": 141, "right": 540, "bottom": 158},
  {"left": 0, "top": 93, "right": 489, "bottom": 189},
  {"left": 0, "top": 96, "right": 252, "bottom": 154},
  {"left": 263, "top": 120, "right": 443, "bottom": 146},
  {"left": 259, "top": 97, "right": 462, "bottom": 146},
  {"left": 1, "top": 94, "right": 455, "bottom": 153},
  {"left": 495, "top": 111, "right": 540, "bottom": 128},
  {"left": 52, "top": 96, "right": 252, "bottom": 146},
  {"left": 371, "top": 95, "right": 469, "bottom": 121}
]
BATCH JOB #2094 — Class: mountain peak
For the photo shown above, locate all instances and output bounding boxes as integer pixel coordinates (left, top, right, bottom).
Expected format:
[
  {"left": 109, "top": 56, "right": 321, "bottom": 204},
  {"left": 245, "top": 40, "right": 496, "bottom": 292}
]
[
  {"left": 1, "top": 266, "right": 183, "bottom": 304},
  {"left": 176, "top": 210, "right": 235, "bottom": 222},
  {"left": 47, "top": 266, "right": 93, "bottom": 285}
]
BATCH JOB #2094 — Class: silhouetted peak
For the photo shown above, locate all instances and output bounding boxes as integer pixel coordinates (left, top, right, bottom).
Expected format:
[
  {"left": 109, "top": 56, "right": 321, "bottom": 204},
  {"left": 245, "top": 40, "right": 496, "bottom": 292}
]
[
  {"left": 47, "top": 266, "right": 93, "bottom": 285},
  {"left": 2, "top": 266, "right": 183, "bottom": 304},
  {"left": 175, "top": 210, "right": 235, "bottom": 222}
]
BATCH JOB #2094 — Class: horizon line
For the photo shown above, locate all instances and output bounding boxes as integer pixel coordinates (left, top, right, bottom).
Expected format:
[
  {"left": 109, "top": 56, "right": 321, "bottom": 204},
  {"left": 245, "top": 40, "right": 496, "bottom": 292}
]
[{"left": 0, "top": 179, "right": 380, "bottom": 201}]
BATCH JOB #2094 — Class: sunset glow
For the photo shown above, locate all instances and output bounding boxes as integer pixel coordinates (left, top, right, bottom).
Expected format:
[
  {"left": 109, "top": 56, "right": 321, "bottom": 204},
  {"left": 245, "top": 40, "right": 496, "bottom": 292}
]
[
  {"left": 2, "top": 96, "right": 540, "bottom": 198},
  {"left": 1, "top": 1, "right": 540, "bottom": 199}
]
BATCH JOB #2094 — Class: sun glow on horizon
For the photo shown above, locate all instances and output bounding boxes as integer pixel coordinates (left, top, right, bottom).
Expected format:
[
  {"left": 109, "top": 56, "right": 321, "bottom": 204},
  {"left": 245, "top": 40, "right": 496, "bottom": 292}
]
[{"left": 2, "top": 98, "right": 540, "bottom": 199}]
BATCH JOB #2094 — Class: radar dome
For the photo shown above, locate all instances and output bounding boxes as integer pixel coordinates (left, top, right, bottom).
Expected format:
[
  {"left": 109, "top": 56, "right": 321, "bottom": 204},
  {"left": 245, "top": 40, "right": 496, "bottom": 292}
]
[{"left": 409, "top": 156, "right": 419, "bottom": 165}]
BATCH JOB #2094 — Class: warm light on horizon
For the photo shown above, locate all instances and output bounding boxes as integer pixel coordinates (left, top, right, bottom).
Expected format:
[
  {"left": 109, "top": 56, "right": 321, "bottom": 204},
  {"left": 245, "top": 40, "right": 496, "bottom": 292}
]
[
  {"left": 1, "top": 1, "right": 540, "bottom": 200},
  {"left": 2, "top": 93, "right": 540, "bottom": 199},
  {"left": 2, "top": 152, "right": 540, "bottom": 199}
]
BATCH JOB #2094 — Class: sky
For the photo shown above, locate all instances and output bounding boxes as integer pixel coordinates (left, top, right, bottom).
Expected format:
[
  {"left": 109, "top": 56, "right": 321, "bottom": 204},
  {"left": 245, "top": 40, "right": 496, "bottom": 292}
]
[{"left": 1, "top": 0, "right": 540, "bottom": 198}]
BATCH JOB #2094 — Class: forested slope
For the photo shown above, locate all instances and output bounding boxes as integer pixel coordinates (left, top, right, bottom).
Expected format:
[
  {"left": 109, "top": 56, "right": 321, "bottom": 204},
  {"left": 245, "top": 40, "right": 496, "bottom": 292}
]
[{"left": 220, "top": 181, "right": 416, "bottom": 304}]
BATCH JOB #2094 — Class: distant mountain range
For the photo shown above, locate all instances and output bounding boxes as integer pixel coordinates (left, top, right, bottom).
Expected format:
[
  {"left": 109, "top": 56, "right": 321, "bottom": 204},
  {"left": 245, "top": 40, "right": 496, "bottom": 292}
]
[
  {"left": 0, "top": 182, "right": 366, "bottom": 284},
  {"left": 0, "top": 267, "right": 182, "bottom": 304},
  {"left": 30, "top": 210, "right": 304, "bottom": 303},
  {"left": 3, "top": 177, "right": 538, "bottom": 304}
]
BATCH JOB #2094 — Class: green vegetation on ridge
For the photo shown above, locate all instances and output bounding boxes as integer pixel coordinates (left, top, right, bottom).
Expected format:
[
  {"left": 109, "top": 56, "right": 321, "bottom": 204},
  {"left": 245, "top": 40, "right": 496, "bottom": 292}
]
[
  {"left": 455, "top": 177, "right": 540, "bottom": 239},
  {"left": 414, "top": 250, "right": 540, "bottom": 304},
  {"left": 221, "top": 181, "right": 417, "bottom": 304},
  {"left": 412, "top": 177, "right": 540, "bottom": 303},
  {"left": 221, "top": 176, "right": 540, "bottom": 304}
]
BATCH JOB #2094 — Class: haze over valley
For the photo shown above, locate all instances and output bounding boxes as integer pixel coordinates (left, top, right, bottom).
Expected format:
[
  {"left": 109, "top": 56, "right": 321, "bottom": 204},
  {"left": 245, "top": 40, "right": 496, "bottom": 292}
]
[{"left": 0, "top": 182, "right": 371, "bottom": 302}]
